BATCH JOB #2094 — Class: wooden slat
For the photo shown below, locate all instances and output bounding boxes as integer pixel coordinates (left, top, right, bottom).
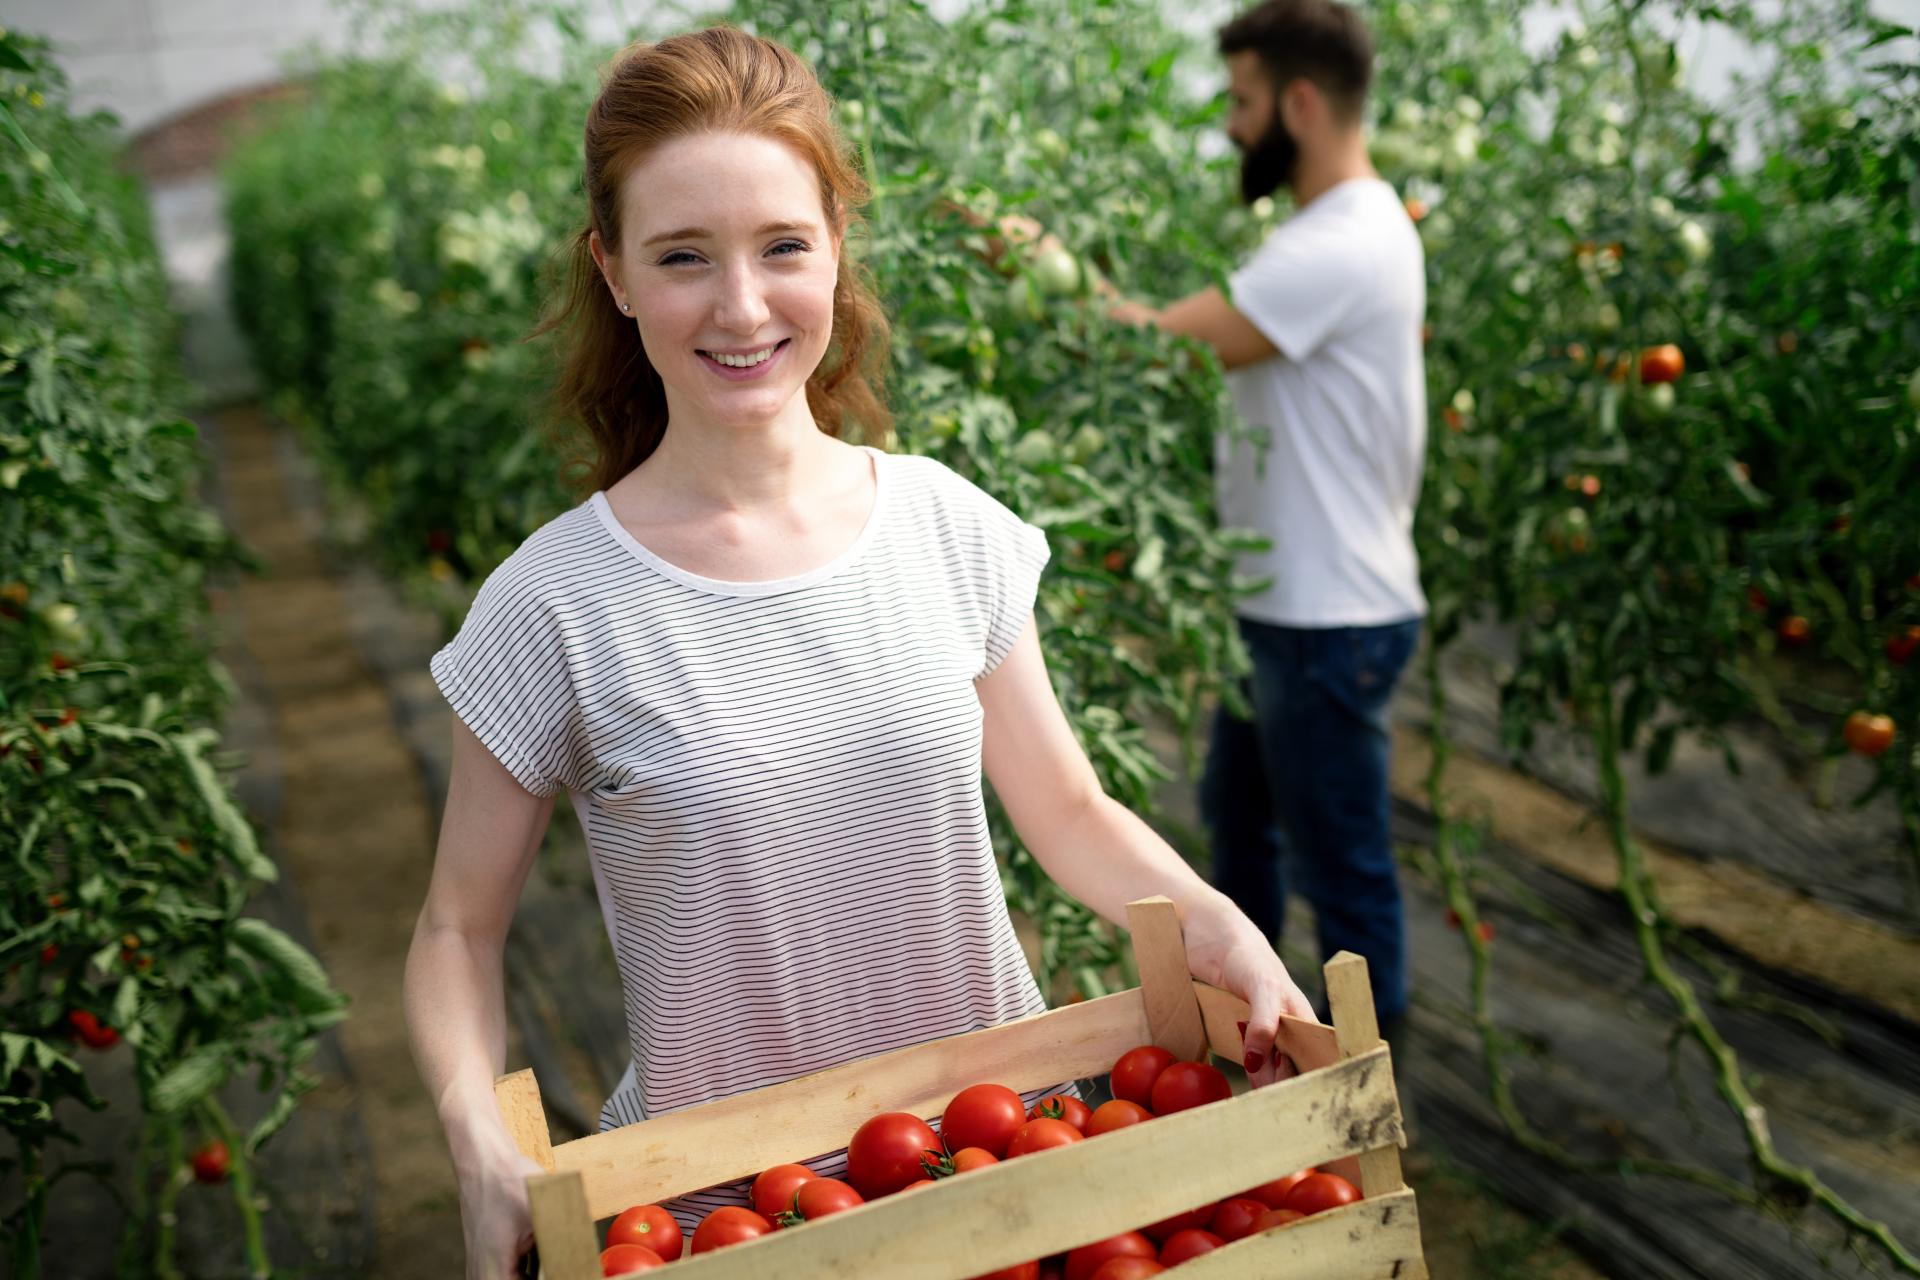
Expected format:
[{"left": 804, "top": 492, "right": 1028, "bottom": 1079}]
[
  {"left": 1325, "top": 952, "right": 1406, "bottom": 1200},
  {"left": 1195, "top": 981, "right": 1340, "bottom": 1072},
  {"left": 552, "top": 987, "right": 1154, "bottom": 1217},
  {"left": 525, "top": 1171, "right": 600, "bottom": 1280},
  {"left": 1174, "top": 1187, "right": 1424, "bottom": 1279},
  {"left": 495, "top": 1068, "right": 555, "bottom": 1172},
  {"left": 622, "top": 1048, "right": 1403, "bottom": 1279},
  {"left": 1128, "top": 896, "right": 1208, "bottom": 1061}
]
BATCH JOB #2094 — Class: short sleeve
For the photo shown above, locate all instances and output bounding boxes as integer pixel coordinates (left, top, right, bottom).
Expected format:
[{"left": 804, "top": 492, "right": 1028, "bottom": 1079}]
[
  {"left": 974, "top": 489, "right": 1052, "bottom": 679},
  {"left": 428, "top": 556, "right": 582, "bottom": 798},
  {"left": 1227, "top": 221, "right": 1368, "bottom": 362}
]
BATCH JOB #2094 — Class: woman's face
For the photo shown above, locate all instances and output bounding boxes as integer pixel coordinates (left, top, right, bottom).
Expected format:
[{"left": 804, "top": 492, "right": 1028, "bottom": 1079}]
[{"left": 593, "top": 130, "right": 840, "bottom": 433}]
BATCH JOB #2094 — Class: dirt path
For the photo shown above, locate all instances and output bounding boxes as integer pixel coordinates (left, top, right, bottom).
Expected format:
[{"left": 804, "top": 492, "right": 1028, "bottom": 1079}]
[{"left": 206, "top": 402, "right": 500, "bottom": 1275}]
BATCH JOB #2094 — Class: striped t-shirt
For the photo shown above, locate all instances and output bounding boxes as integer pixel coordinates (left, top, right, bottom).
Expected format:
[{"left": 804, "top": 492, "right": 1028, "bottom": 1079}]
[{"left": 429, "top": 444, "right": 1083, "bottom": 1238}]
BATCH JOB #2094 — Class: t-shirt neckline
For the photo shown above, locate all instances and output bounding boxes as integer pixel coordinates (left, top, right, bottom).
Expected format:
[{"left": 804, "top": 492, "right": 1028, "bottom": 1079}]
[{"left": 588, "top": 445, "right": 889, "bottom": 598}]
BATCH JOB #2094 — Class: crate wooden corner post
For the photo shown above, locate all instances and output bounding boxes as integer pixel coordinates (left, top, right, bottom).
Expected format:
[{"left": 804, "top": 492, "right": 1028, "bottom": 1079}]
[
  {"left": 1325, "top": 950, "right": 1427, "bottom": 1280},
  {"left": 496, "top": 1068, "right": 600, "bottom": 1280},
  {"left": 1124, "top": 895, "right": 1210, "bottom": 1060}
]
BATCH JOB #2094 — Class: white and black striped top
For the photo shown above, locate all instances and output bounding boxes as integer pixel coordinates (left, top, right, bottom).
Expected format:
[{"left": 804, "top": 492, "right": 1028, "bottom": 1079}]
[{"left": 429, "top": 444, "right": 1083, "bottom": 1237}]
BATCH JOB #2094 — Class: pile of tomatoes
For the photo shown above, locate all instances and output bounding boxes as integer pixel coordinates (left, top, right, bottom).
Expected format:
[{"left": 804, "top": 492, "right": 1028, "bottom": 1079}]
[{"left": 591, "top": 1044, "right": 1361, "bottom": 1277}]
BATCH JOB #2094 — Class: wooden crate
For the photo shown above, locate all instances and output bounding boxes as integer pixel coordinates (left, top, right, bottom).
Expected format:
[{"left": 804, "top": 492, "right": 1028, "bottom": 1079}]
[{"left": 496, "top": 895, "right": 1427, "bottom": 1279}]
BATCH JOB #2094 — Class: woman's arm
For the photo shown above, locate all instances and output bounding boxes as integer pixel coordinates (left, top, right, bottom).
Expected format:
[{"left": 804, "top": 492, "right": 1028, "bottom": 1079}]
[
  {"left": 404, "top": 716, "right": 556, "bottom": 1161},
  {"left": 978, "top": 616, "right": 1315, "bottom": 1085}
]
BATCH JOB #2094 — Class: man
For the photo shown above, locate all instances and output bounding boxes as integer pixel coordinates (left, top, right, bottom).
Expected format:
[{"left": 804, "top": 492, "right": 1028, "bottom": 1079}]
[{"left": 1103, "top": 0, "right": 1429, "bottom": 1068}]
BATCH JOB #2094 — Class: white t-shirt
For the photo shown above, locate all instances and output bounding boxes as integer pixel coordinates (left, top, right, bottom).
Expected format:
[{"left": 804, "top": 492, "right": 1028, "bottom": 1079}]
[
  {"left": 429, "top": 445, "right": 1081, "bottom": 1237},
  {"left": 1219, "top": 175, "right": 1428, "bottom": 628}
]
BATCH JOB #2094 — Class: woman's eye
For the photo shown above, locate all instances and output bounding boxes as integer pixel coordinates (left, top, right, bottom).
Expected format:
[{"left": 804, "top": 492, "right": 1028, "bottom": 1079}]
[{"left": 660, "top": 241, "right": 808, "bottom": 266}]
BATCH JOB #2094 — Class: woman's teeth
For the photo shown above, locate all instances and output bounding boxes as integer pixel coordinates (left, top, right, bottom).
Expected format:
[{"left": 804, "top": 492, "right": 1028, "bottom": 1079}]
[{"left": 707, "top": 343, "right": 781, "bottom": 367}]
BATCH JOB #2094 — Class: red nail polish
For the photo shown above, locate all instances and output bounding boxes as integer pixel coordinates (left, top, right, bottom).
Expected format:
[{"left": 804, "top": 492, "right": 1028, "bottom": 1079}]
[
  {"left": 1243, "top": 1050, "right": 1263, "bottom": 1073},
  {"left": 1236, "top": 1020, "right": 1248, "bottom": 1040},
  {"left": 1269, "top": 1045, "right": 1284, "bottom": 1068}
]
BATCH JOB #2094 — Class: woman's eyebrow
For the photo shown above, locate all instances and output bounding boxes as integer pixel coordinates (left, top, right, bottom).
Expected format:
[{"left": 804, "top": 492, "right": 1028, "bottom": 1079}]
[{"left": 642, "top": 220, "right": 815, "bottom": 248}]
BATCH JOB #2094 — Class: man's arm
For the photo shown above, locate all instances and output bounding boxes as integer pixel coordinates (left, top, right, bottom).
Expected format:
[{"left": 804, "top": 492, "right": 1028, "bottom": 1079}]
[{"left": 1106, "top": 286, "right": 1278, "bottom": 371}]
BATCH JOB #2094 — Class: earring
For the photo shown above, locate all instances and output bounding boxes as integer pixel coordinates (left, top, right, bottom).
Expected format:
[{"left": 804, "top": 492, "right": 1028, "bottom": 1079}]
[{"left": 620, "top": 301, "right": 631, "bottom": 313}]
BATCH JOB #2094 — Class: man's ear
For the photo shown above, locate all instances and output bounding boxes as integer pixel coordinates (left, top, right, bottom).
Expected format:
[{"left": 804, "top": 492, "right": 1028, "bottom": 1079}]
[{"left": 1280, "top": 77, "right": 1320, "bottom": 137}]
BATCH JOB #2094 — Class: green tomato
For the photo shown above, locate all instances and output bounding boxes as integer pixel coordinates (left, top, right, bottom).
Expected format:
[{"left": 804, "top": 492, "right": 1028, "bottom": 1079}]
[
  {"left": 45, "top": 601, "right": 85, "bottom": 642},
  {"left": 1677, "top": 220, "right": 1711, "bottom": 264},
  {"left": 1005, "top": 275, "right": 1046, "bottom": 322},
  {"left": 1032, "top": 128, "right": 1069, "bottom": 165},
  {"left": 1030, "top": 248, "right": 1081, "bottom": 297},
  {"left": 839, "top": 99, "right": 865, "bottom": 128},
  {"left": 1646, "top": 382, "right": 1675, "bottom": 416},
  {"left": 1067, "top": 424, "right": 1107, "bottom": 463},
  {"left": 1012, "top": 430, "right": 1057, "bottom": 468}
]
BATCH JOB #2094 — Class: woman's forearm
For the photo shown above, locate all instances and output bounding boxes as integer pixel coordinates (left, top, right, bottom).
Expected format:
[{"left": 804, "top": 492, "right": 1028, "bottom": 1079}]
[
  {"left": 403, "top": 918, "right": 519, "bottom": 1164},
  {"left": 1027, "top": 792, "right": 1237, "bottom": 937}
]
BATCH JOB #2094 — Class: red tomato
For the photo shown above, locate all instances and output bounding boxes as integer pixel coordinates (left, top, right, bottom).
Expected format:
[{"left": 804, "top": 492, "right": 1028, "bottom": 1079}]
[
  {"left": 1639, "top": 343, "right": 1685, "bottom": 384},
  {"left": 970, "top": 1262, "right": 1040, "bottom": 1280},
  {"left": 67, "top": 1010, "right": 118, "bottom": 1050},
  {"left": 1028, "top": 1093, "right": 1092, "bottom": 1133},
  {"left": 1778, "top": 615, "right": 1812, "bottom": 648},
  {"left": 690, "top": 1206, "right": 774, "bottom": 1254},
  {"left": 1253, "top": 1207, "right": 1306, "bottom": 1231},
  {"left": 1084, "top": 1099, "right": 1153, "bottom": 1137},
  {"left": 1089, "top": 1261, "right": 1165, "bottom": 1280},
  {"left": 1157, "top": 1228, "right": 1225, "bottom": 1265},
  {"left": 787, "top": 1177, "right": 864, "bottom": 1224},
  {"left": 1064, "top": 1231, "right": 1157, "bottom": 1280},
  {"left": 1108, "top": 1046, "right": 1175, "bottom": 1109},
  {"left": 1006, "top": 1117, "right": 1084, "bottom": 1157},
  {"left": 189, "top": 1140, "right": 229, "bottom": 1184},
  {"left": 847, "top": 1112, "right": 942, "bottom": 1198},
  {"left": 1149, "top": 1061, "right": 1231, "bottom": 1116},
  {"left": 1283, "top": 1172, "right": 1362, "bottom": 1216},
  {"left": 1141, "top": 1202, "right": 1216, "bottom": 1244},
  {"left": 951, "top": 1147, "right": 1000, "bottom": 1174},
  {"left": 1887, "top": 626, "right": 1920, "bottom": 665},
  {"left": 607, "top": 1204, "right": 681, "bottom": 1260},
  {"left": 750, "top": 1164, "right": 818, "bottom": 1224},
  {"left": 600, "top": 1243, "right": 665, "bottom": 1275},
  {"left": 1243, "top": 1170, "right": 1312, "bottom": 1209},
  {"left": 944, "top": 1083, "right": 1029, "bottom": 1158},
  {"left": 1843, "top": 711, "right": 1896, "bottom": 758},
  {"left": 1208, "top": 1197, "right": 1271, "bottom": 1242}
]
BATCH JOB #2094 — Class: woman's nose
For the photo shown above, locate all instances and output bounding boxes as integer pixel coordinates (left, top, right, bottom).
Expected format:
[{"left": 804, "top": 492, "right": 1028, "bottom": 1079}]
[{"left": 712, "top": 264, "right": 771, "bottom": 334}]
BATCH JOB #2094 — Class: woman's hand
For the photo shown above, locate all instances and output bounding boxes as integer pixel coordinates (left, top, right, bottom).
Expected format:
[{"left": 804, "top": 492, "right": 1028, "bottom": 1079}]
[
  {"left": 456, "top": 1136, "right": 550, "bottom": 1280},
  {"left": 1180, "top": 896, "right": 1318, "bottom": 1088}
]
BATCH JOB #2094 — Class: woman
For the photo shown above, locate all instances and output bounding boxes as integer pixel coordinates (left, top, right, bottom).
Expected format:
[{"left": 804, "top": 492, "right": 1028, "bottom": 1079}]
[{"left": 400, "top": 26, "right": 1314, "bottom": 1279}]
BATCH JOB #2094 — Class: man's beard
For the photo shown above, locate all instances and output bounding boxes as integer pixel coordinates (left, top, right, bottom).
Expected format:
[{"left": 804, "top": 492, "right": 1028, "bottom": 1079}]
[{"left": 1238, "top": 106, "right": 1298, "bottom": 204}]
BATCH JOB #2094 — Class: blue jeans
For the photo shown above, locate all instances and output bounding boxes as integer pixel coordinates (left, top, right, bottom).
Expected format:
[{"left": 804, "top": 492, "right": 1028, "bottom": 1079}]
[{"left": 1199, "top": 616, "right": 1421, "bottom": 1025}]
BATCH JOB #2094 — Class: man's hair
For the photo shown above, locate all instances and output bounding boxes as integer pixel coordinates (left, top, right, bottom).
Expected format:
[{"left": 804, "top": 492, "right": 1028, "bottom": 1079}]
[{"left": 1218, "top": 0, "right": 1374, "bottom": 125}]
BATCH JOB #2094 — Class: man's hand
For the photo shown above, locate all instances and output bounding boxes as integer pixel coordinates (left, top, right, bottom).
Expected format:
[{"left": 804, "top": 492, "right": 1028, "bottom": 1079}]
[{"left": 1106, "top": 298, "right": 1161, "bottom": 328}]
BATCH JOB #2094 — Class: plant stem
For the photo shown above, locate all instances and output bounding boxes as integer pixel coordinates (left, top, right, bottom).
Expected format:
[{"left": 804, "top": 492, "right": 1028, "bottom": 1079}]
[{"left": 1592, "top": 677, "right": 1919, "bottom": 1275}]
